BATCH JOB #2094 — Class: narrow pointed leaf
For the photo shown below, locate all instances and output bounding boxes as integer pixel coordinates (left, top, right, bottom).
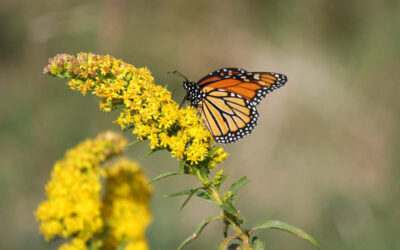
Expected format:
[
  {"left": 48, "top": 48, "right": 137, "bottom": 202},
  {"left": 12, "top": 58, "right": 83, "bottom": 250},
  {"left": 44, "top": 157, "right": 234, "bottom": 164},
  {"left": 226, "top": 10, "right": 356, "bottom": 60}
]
[
  {"left": 148, "top": 170, "right": 182, "bottom": 185},
  {"left": 229, "top": 176, "right": 249, "bottom": 199},
  {"left": 165, "top": 189, "right": 195, "bottom": 198},
  {"left": 126, "top": 139, "right": 140, "bottom": 146},
  {"left": 181, "top": 188, "right": 202, "bottom": 210},
  {"left": 178, "top": 216, "right": 222, "bottom": 250},
  {"left": 141, "top": 149, "right": 156, "bottom": 160},
  {"left": 250, "top": 220, "right": 320, "bottom": 249}
]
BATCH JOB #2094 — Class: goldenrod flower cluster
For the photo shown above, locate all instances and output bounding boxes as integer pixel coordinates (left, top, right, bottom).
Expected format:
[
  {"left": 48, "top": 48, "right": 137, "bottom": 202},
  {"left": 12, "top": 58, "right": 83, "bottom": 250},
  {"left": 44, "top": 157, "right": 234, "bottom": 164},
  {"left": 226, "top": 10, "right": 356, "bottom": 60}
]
[
  {"left": 102, "top": 159, "right": 152, "bottom": 250},
  {"left": 35, "top": 131, "right": 152, "bottom": 250},
  {"left": 44, "top": 53, "right": 227, "bottom": 166}
]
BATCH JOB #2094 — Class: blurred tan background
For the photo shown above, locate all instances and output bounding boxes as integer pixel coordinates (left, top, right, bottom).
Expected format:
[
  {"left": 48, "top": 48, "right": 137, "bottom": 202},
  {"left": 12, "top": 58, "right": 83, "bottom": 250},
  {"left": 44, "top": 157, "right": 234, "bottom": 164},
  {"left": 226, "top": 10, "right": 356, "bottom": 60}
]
[{"left": 1, "top": 0, "right": 399, "bottom": 249}]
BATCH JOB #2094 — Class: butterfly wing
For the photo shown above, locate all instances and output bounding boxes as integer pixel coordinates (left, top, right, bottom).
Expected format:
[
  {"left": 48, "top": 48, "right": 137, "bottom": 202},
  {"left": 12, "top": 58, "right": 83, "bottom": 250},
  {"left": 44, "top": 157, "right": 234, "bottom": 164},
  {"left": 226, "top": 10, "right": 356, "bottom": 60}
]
[
  {"left": 234, "top": 72, "right": 287, "bottom": 105},
  {"left": 198, "top": 68, "right": 287, "bottom": 106},
  {"left": 197, "top": 68, "right": 246, "bottom": 86},
  {"left": 198, "top": 88, "right": 258, "bottom": 144},
  {"left": 193, "top": 68, "right": 287, "bottom": 143}
]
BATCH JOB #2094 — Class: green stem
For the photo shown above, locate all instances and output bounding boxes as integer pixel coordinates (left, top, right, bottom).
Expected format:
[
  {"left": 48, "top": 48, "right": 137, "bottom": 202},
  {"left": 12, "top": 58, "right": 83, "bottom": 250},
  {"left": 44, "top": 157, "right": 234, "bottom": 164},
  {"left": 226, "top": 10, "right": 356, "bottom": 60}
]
[{"left": 194, "top": 168, "right": 253, "bottom": 249}]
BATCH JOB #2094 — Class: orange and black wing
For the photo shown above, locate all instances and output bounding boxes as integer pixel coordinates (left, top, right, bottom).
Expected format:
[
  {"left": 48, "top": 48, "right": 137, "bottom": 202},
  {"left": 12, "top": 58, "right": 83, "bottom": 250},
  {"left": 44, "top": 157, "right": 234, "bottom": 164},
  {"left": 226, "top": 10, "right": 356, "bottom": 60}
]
[
  {"left": 198, "top": 88, "right": 258, "bottom": 144},
  {"left": 198, "top": 68, "right": 287, "bottom": 106},
  {"left": 197, "top": 68, "right": 246, "bottom": 86}
]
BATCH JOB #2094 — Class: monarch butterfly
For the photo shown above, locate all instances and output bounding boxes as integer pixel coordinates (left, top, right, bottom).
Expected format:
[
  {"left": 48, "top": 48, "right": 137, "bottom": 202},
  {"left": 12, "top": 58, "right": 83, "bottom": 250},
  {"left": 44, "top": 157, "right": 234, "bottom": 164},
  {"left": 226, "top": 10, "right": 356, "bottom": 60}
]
[{"left": 177, "top": 68, "right": 287, "bottom": 144}]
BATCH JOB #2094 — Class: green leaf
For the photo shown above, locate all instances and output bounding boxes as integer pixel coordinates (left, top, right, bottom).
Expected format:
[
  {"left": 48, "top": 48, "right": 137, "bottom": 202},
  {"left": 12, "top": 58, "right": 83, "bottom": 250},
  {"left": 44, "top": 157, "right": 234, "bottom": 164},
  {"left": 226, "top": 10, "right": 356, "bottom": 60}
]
[
  {"left": 126, "top": 139, "right": 140, "bottom": 146},
  {"left": 251, "top": 236, "right": 265, "bottom": 250},
  {"left": 229, "top": 176, "right": 249, "bottom": 200},
  {"left": 148, "top": 170, "right": 182, "bottom": 185},
  {"left": 181, "top": 188, "right": 203, "bottom": 210},
  {"left": 215, "top": 174, "right": 228, "bottom": 191},
  {"left": 165, "top": 189, "right": 195, "bottom": 198},
  {"left": 141, "top": 149, "right": 156, "bottom": 160},
  {"left": 250, "top": 220, "right": 320, "bottom": 249},
  {"left": 165, "top": 188, "right": 215, "bottom": 208},
  {"left": 219, "top": 201, "right": 239, "bottom": 217},
  {"left": 178, "top": 216, "right": 222, "bottom": 250}
]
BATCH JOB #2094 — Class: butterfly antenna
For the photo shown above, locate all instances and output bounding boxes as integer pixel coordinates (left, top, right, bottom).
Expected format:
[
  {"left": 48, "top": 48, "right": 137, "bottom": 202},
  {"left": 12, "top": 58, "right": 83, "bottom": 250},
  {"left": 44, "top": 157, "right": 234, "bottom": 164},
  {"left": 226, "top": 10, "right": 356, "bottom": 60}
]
[
  {"left": 167, "top": 70, "right": 189, "bottom": 82},
  {"left": 167, "top": 71, "right": 189, "bottom": 108}
]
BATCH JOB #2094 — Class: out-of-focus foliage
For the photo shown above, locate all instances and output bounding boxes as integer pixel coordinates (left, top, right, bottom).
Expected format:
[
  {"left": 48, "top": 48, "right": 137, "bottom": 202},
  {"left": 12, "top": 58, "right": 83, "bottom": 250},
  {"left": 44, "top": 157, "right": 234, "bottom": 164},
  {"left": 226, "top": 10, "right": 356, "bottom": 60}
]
[{"left": 1, "top": 0, "right": 399, "bottom": 249}]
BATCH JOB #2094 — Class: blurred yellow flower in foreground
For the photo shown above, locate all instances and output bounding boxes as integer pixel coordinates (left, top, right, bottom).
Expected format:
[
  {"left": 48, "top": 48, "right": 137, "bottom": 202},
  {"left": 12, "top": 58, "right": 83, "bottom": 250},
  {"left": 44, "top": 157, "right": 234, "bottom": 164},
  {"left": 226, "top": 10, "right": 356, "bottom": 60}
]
[
  {"left": 102, "top": 159, "right": 152, "bottom": 250},
  {"left": 35, "top": 131, "right": 152, "bottom": 250},
  {"left": 44, "top": 53, "right": 227, "bottom": 166}
]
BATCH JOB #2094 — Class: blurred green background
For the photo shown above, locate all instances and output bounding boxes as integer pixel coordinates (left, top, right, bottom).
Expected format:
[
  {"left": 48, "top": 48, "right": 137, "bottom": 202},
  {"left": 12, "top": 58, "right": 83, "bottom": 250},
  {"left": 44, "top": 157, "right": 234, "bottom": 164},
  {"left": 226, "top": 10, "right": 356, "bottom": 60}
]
[{"left": 1, "top": 0, "right": 399, "bottom": 249}]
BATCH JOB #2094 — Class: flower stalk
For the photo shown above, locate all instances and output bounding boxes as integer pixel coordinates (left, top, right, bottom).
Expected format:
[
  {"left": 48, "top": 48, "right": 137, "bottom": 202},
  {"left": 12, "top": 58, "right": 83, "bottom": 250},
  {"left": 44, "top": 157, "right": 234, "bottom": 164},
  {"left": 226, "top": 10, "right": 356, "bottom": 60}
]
[{"left": 191, "top": 170, "right": 252, "bottom": 249}]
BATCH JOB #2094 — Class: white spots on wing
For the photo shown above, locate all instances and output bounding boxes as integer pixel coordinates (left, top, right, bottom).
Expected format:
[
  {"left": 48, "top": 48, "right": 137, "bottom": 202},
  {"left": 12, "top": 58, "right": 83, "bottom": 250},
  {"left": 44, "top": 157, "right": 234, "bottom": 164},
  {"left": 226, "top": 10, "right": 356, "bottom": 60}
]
[{"left": 213, "top": 99, "right": 259, "bottom": 144}]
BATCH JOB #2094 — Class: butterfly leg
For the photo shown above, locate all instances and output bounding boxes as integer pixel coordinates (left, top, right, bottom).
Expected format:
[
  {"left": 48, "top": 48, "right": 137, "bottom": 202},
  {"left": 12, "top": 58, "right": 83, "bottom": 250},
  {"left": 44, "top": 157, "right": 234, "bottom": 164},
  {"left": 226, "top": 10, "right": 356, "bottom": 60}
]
[{"left": 179, "top": 96, "right": 187, "bottom": 108}]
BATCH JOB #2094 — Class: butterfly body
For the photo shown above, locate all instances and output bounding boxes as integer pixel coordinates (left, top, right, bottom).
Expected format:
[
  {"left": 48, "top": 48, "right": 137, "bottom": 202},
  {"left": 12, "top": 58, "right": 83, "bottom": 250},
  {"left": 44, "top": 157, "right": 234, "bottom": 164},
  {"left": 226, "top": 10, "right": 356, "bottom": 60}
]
[
  {"left": 183, "top": 81, "right": 204, "bottom": 107},
  {"left": 182, "top": 68, "right": 287, "bottom": 144}
]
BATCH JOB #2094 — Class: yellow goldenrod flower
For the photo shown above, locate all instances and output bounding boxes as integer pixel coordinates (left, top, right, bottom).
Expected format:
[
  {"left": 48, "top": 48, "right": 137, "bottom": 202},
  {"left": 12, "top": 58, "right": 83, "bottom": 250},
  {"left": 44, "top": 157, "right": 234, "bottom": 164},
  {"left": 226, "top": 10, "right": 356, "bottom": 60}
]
[
  {"left": 101, "top": 159, "right": 152, "bottom": 250},
  {"left": 58, "top": 238, "right": 86, "bottom": 250},
  {"left": 35, "top": 131, "right": 127, "bottom": 248},
  {"left": 124, "top": 238, "right": 149, "bottom": 250},
  {"left": 44, "top": 53, "right": 227, "bottom": 166},
  {"left": 58, "top": 238, "right": 103, "bottom": 250}
]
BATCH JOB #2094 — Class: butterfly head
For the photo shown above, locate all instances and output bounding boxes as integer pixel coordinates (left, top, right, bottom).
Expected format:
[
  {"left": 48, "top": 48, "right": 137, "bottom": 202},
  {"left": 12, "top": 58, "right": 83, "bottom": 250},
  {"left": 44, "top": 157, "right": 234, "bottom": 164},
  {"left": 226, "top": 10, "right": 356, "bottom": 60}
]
[{"left": 183, "top": 81, "right": 204, "bottom": 107}]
